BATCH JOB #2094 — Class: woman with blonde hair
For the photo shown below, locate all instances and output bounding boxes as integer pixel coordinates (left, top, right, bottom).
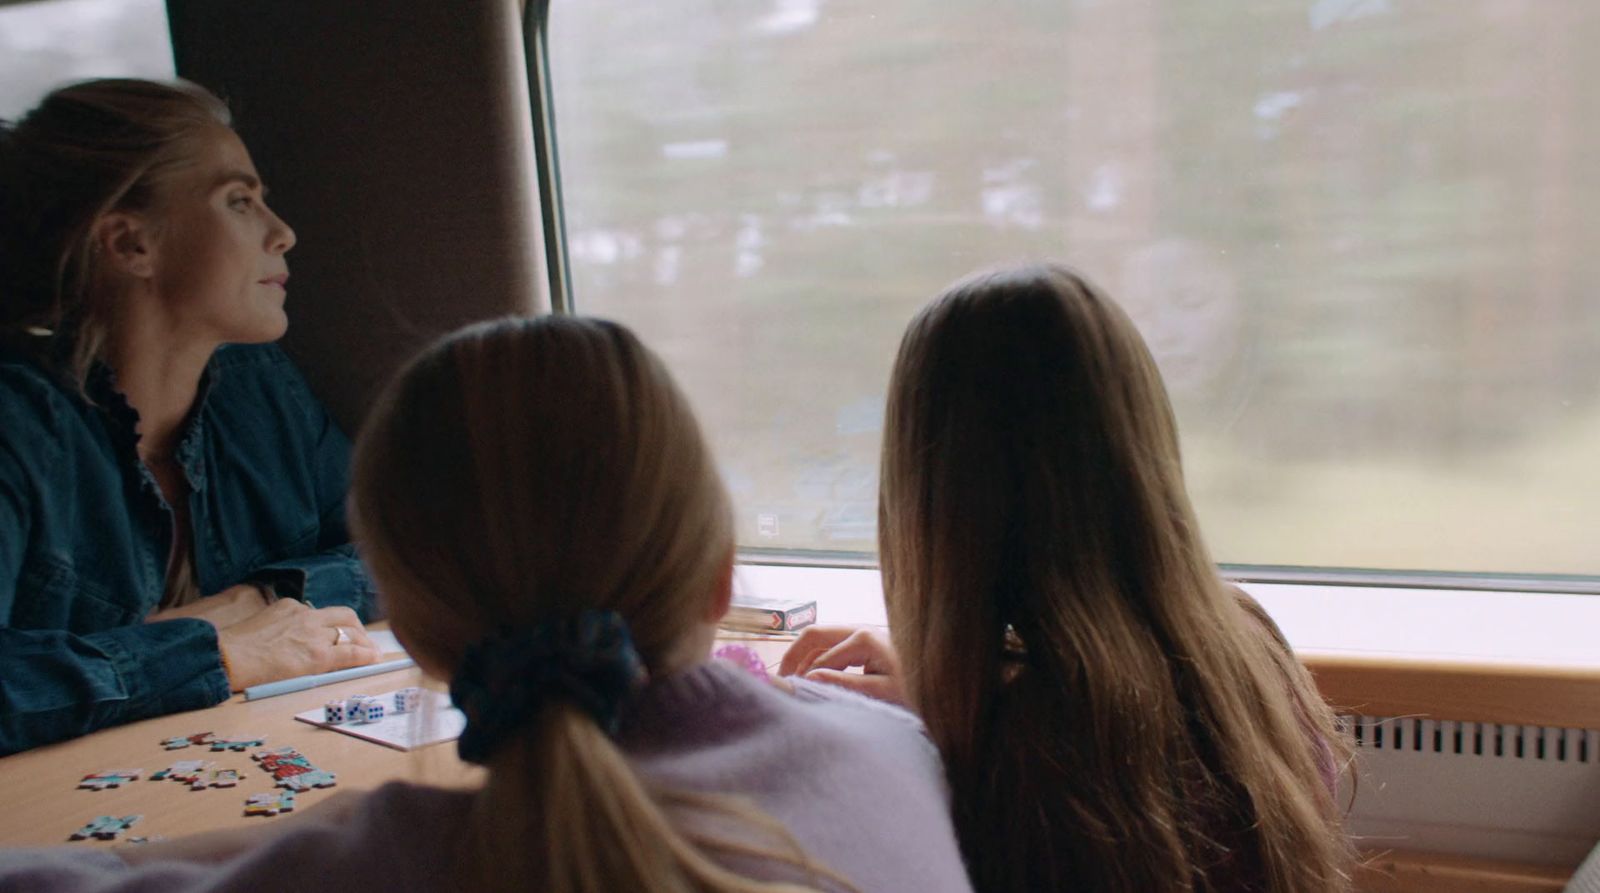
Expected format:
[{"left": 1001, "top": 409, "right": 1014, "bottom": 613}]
[
  {"left": 784, "top": 263, "right": 1352, "bottom": 892},
  {"left": 0, "top": 315, "right": 973, "bottom": 892},
  {"left": 0, "top": 78, "right": 378, "bottom": 756}
]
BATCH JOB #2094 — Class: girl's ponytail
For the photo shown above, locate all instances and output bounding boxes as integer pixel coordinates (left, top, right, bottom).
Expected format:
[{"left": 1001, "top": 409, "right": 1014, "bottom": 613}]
[{"left": 352, "top": 317, "right": 846, "bottom": 893}]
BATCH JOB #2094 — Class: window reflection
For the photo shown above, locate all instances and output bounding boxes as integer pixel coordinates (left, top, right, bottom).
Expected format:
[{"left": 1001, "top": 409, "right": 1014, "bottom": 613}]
[{"left": 0, "top": 0, "right": 173, "bottom": 119}]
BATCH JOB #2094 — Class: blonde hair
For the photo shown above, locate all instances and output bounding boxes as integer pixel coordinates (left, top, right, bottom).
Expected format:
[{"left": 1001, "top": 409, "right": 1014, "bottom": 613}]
[
  {"left": 351, "top": 316, "right": 831, "bottom": 893},
  {"left": 879, "top": 263, "right": 1353, "bottom": 892},
  {"left": 0, "top": 78, "right": 231, "bottom": 388}
]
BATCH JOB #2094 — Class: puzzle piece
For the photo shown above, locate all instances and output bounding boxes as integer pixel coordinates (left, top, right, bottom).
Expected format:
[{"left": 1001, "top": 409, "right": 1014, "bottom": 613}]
[
  {"left": 161, "top": 731, "right": 214, "bottom": 750},
  {"left": 191, "top": 768, "right": 242, "bottom": 790},
  {"left": 253, "top": 749, "right": 311, "bottom": 768},
  {"left": 208, "top": 735, "right": 266, "bottom": 752},
  {"left": 279, "top": 768, "right": 337, "bottom": 791},
  {"left": 243, "top": 790, "right": 297, "bottom": 817},
  {"left": 266, "top": 761, "right": 312, "bottom": 779},
  {"left": 150, "top": 759, "right": 211, "bottom": 783},
  {"left": 69, "top": 815, "right": 141, "bottom": 841},
  {"left": 252, "top": 746, "right": 335, "bottom": 789},
  {"left": 252, "top": 747, "right": 315, "bottom": 781},
  {"left": 78, "top": 769, "right": 143, "bottom": 791}
]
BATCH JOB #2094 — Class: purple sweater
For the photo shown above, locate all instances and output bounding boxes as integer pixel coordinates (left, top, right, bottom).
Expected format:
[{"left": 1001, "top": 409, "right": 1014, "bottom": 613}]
[{"left": 0, "top": 661, "right": 974, "bottom": 892}]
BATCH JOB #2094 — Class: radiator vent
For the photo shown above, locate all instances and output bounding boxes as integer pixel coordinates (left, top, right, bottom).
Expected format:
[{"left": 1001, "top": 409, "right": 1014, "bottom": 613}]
[
  {"left": 1345, "top": 715, "right": 1600, "bottom": 763},
  {"left": 1340, "top": 714, "right": 1600, "bottom": 864}
]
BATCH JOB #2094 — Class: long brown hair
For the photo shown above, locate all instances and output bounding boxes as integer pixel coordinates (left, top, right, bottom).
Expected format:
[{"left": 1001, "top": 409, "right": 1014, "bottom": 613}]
[
  {"left": 0, "top": 78, "right": 231, "bottom": 387},
  {"left": 879, "top": 263, "right": 1352, "bottom": 892},
  {"left": 351, "top": 316, "right": 831, "bottom": 893}
]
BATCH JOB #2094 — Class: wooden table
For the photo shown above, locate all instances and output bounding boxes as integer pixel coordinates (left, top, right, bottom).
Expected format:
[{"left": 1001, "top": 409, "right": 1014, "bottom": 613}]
[{"left": 0, "top": 635, "right": 795, "bottom": 848}]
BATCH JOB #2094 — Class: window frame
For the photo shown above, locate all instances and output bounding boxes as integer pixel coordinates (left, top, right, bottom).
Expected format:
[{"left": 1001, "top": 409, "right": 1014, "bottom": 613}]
[{"left": 524, "top": 0, "right": 574, "bottom": 314}]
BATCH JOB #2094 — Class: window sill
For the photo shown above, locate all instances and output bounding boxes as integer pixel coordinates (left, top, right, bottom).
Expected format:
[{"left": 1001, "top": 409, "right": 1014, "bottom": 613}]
[
  {"left": 735, "top": 562, "right": 1600, "bottom": 727},
  {"left": 737, "top": 562, "right": 1600, "bottom": 663}
]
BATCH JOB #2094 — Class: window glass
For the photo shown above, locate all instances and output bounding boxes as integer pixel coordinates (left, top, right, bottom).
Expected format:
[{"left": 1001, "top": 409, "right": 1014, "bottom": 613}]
[
  {"left": 0, "top": 0, "right": 174, "bottom": 119},
  {"left": 548, "top": 1, "right": 1600, "bottom": 577}
]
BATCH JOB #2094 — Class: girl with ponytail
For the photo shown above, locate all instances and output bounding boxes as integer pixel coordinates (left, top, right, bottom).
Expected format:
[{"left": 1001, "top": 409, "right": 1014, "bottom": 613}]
[
  {"left": 0, "top": 315, "right": 973, "bottom": 892},
  {"left": 783, "top": 263, "right": 1353, "bottom": 892}
]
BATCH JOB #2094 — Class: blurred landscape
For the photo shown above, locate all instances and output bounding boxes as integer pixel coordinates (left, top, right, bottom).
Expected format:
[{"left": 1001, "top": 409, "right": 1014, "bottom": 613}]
[{"left": 551, "top": 0, "right": 1600, "bottom": 575}]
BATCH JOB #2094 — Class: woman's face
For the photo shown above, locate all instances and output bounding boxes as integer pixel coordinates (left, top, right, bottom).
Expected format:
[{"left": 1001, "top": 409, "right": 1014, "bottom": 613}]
[{"left": 148, "top": 128, "right": 297, "bottom": 345}]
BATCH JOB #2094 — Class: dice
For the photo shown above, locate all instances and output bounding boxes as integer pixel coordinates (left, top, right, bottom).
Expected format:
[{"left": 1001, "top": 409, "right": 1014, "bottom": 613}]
[
  {"left": 324, "top": 692, "right": 402, "bottom": 725},
  {"left": 324, "top": 700, "right": 348, "bottom": 724},
  {"left": 392, "top": 687, "right": 422, "bottom": 715},
  {"left": 353, "top": 698, "right": 385, "bottom": 724}
]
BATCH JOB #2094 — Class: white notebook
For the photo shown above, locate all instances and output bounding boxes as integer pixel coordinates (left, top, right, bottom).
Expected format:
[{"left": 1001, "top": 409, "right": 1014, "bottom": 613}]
[{"left": 293, "top": 687, "right": 464, "bottom": 751}]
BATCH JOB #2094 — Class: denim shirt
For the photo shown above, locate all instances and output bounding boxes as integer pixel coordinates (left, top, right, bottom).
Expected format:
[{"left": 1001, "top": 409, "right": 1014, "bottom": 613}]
[{"left": 0, "top": 342, "right": 373, "bottom": 756}]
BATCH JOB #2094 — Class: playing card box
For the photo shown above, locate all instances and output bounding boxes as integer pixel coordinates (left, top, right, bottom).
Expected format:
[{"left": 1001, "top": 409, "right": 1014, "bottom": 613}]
[{"left": 720, "top": 595, "right": 817, "bottom": 634}]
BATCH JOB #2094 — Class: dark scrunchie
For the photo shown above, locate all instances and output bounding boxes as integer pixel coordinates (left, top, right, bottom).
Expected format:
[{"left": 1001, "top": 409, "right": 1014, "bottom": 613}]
[{"left": 449, "top": 609, "right": 648, "bottom": 764}]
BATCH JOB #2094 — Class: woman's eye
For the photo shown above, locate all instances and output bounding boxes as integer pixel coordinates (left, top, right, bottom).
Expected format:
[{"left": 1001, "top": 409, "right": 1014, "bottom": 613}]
[{"left": 229, "top": 195, "right": 253, "bottom": 210}]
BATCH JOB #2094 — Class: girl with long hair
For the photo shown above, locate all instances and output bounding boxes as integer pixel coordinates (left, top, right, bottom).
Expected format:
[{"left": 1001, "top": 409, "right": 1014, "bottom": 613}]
[
  {"left": 0, "top": 316, "right": 972, "bottom": 892},
  {"left": 0, "top": 78, "right": 377, "bottom": 755},
  {"left": 783, "top": 263, "right": 1352, "bottom": 892}
]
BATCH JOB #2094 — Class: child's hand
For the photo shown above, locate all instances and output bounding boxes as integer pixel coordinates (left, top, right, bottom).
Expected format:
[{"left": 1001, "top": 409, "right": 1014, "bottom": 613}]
[{"left": 778, "top": 625, "right": 907, "bottom": 706}]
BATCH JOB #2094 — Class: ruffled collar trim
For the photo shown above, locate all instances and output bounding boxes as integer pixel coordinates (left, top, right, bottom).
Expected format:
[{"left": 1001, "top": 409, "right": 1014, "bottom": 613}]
[{"left": 85, "top": 358, "right": 220, "bottom": 478}]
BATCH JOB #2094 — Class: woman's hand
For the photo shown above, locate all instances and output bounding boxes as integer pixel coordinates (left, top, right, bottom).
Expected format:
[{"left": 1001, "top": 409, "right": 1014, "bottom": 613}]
[
  {"left": 778, "top": 625, "right": 907, "bottom": 706},
  {"left": 217, "top": 599, "right": 380, "bottom": 691},
  {"left": 143, "top": 584, "right": 271, "bottom": 629}
]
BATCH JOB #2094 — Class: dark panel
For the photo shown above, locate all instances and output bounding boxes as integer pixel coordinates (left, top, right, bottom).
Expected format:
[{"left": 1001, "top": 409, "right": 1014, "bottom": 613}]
[{"left": 168, "top": 0, "right": 548, "bottom": 433}]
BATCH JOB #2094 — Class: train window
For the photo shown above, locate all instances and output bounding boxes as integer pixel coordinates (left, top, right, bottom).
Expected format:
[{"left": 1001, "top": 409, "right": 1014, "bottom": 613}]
[
  {"left": 0, "top": 0, "right": 174, "bottom": 119},
  {"left": 545, "top": 2, "right": 1599, "bottom": 582}
]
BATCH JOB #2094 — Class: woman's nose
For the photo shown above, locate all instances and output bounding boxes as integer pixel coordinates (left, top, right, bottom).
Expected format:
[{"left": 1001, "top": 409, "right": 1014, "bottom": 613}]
[{"left": 267, "top": 207, "right": 297, "bottom": 255}]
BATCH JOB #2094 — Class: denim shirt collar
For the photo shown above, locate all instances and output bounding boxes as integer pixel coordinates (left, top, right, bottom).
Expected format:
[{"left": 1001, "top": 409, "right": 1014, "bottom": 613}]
[{"left": 85, "top": 357, "right": 221, "bottom": 493}]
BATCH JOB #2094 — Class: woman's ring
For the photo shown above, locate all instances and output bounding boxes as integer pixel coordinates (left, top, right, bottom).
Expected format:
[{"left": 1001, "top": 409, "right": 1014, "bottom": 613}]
[{"left": 334, "top": 626, "right": 351, "bottom": 646}]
